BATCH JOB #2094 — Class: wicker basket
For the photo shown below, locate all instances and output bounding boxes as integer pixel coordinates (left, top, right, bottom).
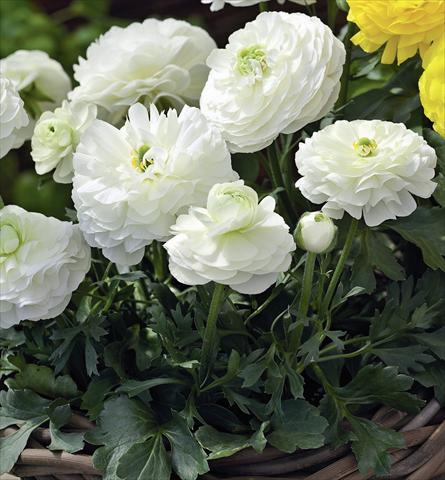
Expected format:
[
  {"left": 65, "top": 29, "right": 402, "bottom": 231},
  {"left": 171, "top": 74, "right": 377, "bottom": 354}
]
[{"left": 3, "top": 399, "right": 445, "bottom": 480}]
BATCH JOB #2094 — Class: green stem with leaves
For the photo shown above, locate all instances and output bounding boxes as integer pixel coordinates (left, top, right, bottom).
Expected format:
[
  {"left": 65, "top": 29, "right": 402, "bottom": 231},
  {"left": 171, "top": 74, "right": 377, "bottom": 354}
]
[
  {"left": 320, "top": 218, "right": 359, "bottom": 321},
  {"left": 199, "top": 283, "right": 227, "bottom": 385},
  {"left": 289, "top": 252, "right": 317, "bottom": 355}
]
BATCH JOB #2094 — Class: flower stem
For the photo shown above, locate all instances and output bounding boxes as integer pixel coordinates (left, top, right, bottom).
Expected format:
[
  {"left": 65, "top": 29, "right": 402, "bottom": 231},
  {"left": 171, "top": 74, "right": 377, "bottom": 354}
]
[
  {"left": 327, "top": 0, "right": 339, "bottom": 32},
  {"left": 289, "top": 252, "right": 317, "bottom": 355},
  {"left": 320, "top": 218, "right": 359, "bottom": 320},
  {"left": 336, "top": 23, "right": 355, "bottom": 109},
  {"left": 153, "top": 241, "right": 168, "bottom": 282},
  {"left": 259, "top": 2, "right": 268, "bottom": 12},
  {"left": 267, "top": 145, "right": 295, "bottom": 227},
  {"left": 199, "top": 283, "right": 227, "bottom": 385}
]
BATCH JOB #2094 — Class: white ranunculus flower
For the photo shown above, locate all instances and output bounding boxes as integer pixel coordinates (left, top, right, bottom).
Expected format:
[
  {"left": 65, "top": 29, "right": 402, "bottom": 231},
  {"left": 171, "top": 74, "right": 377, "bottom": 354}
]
[
  {"left": 72, "top": 103, "right": 238, "bottom": 266},
  {"left": 69, "top": 18, "right": 216, "bottom": 120},
  {"left": 295, "top": 120, "right": 437, "bottom": 227},
  {"left": 294, "top": 211, "right": 337, "bottom": 254},
  {"left": 0, "top": 76, "right": 29, "bottom": 158},
  {"left": 202, "top": 0, "right": 315, "bottom": 11},
  {"left": 200, "top": 12, "right": 345, "bottom": 153},
  {"left": 0, "top": 50, "right": 71, "bottom": 125},
  {"left": 164, "top": 181, "right": 296, "bottom": 294},
  {"left": 0, "top": 205, "right": 91, "bottom": 328},
  {"left": 31, "top": 101, "right": 97, "bottom": 184}
]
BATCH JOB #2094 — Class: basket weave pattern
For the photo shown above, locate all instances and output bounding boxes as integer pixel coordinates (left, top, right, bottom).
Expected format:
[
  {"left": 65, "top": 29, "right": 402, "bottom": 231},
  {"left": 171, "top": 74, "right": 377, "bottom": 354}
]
[{"left": 2, "top": 399, "right": 444, "bottom": 480}]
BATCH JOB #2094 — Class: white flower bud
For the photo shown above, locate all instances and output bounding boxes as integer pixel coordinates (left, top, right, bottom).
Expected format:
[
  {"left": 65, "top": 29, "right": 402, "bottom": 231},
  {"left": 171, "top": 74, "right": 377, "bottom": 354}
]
[
  {"left": 31, "top": 101, "right": 97, "bottom": 183},
  {"left": 295, "top": 211, "right": 337, "bottom": 254}
]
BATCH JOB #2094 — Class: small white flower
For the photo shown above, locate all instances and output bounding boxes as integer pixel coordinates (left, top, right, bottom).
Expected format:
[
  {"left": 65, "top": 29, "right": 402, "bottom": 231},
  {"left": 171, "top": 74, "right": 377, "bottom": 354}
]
[
  {"left": 69, "top": 18, "right": 216, "bottom": 120},
  {"left": 72, "top": 103, "right": 238, "bottom": 266},
  {"left": 0, "top": 50, "right": 71, "bottom": 126},
  {"left": 0, "top": 76, "right": 29, "bottom": 158},
  {"left": 295, "top": 120, "right": 437, "bottom": 227},
  {"left": 164, "top": 181, "right": 296, "bottom": 294},
  {"left": 0, "top": 205, "right": 91, "bottom": 328},
  {"left": 31, "top": 101, "right": 97, "bottom": 184},
  {"left": 200, "top": 12, "right": 345, "bottom": 153},
  {"left": 294, "top": 211, "right": 337, "bottom": 254},
  {"left": 202, "top": 0, "right": 315, "bottom": 11}
]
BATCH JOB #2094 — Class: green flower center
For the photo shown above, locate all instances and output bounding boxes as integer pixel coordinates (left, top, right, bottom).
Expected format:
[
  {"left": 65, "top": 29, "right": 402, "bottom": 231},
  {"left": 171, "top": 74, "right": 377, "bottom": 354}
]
[
  {"left": 131, "top": 144, "right": 152, "bottom": 173},
  {"left": 236, "top": 45, "right": 269, "bottom": 77},
  {"left": 314, "top": 213, "right": 326, "bottom": 222},
  {"left": 353, "top": 137, "right": 378, "bottom": 157},
  {"left": 0, "top": 224, "right": 21, "bottom": 258}
]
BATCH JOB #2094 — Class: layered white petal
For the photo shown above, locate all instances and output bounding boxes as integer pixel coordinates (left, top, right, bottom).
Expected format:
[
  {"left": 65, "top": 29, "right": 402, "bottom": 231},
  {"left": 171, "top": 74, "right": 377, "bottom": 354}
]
[
  {"left": 69, "top": 18, "right": 216, "bottom": 118},
  {"left": 0, "top": 205, "right": 91, "bottom": 328},
  {"left": 0, "top": 76, "right": 29, "bottom": 158},
  {"left": 295, "top": 120, "right": 437, "bottom": 227},
  {"left": 72, "top": 103, "right": 238, "bottom": 266},
  {"left": 200, "top": 12, "right": 345, "bottom": 153},
  {"left": 164, "top": 181, "right": 296, "bottom": 294}
]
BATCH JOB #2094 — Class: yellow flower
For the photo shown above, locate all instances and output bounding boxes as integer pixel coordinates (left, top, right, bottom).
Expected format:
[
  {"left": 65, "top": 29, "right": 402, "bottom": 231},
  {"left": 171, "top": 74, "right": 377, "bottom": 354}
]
[
  {"left": 347, "top": 0, "right": 445, "bottom": 65},
  {"left": 419, "top": 35, "right": 445, "bottom": 137}
]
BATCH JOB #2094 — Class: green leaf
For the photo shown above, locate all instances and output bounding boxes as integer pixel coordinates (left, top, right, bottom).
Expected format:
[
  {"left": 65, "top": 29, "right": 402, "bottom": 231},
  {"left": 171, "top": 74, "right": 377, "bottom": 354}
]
[
  {"left": 336, "top": 0, "right": 349, "bottom": 12},
  {"left": 414, "top": 361, "right": 445, "bottom": 404},
  {"left": 116, "top": 434, "right": 171, "bottom": 480},
  {"left": 87, "top": 396, "right": 157, "bottom": 479},
  {"left": 6, "top": 363, "right": 79, "bottom": 399},
  {"left": 284, "top": 363, "right": 304, "bottom": 399},
  {"left": 163, "top": 414, "right": 209, "bottom": 480},
  {"left": 0, "top": 416, "right": 47, "bottom": 474},
  {"left": 196, "top": 424, "right": 266, "bottom": 460},
  {"left": 384, "top": 207, "right": 445, "bottom": 271},
  {"left": 332, "top": 364, "right": 423, "bottom": 413},
  {"left": 433, "top": 173, "right": 445, "bottom": 207},
  {"left": 0, "top": 389, "right": 50, "bottom": 421},
  {"left": 116, "top": 377, "right": 185, "bottom": 398},
  {"left": 349, "top": 417, "right": 405, "bottom": 475},
  {"left": 48, "top": 404, "right": 84, "bottom": 453},
  {"left": 409, "top": 326, "right": 445, "bottom": 359},
  {"left": 267, "top": 400, "right": 328, "bottom": 453},
  {"left": 80, "top": 371, "right": 118, "bottom": 420},
  {"left": 128, "top": 326, "right": 162, "bottom": 371},
  {"left": 423, "top": 128, "right": 445, "bottom": 173},
  {"left": 373, "top": 345, "right": 435, "bottom": 374},
  {"left": 352, "top": 230, "right": 405, "bottom": 293},
  {"left": 0, "top": 390, "right": 51, "bottom": 474},
  {"left": 84, "top": 338, "right": 99, "bottom": 376}
]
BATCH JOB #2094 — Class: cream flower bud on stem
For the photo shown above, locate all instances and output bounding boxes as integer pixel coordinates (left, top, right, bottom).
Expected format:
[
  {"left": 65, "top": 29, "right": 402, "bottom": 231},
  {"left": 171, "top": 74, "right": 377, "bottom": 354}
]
[
  {"left": 289, "top": 212, "right": 337, "bottom": 356},
  {"left": 199, "top": 283, "right": 227, "bottom": 385},
  {"left": 294, "top": 211, "right": 338, "bottom": 254}
]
